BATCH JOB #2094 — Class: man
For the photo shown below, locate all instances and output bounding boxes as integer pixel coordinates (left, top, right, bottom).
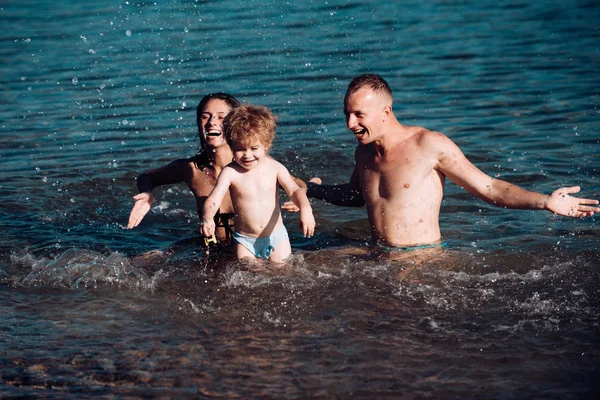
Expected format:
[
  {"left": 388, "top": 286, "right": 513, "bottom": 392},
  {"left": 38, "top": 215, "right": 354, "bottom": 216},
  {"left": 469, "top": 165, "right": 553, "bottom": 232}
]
[{"left": 307, "top": 74, "right": 599, "bottom": 248}]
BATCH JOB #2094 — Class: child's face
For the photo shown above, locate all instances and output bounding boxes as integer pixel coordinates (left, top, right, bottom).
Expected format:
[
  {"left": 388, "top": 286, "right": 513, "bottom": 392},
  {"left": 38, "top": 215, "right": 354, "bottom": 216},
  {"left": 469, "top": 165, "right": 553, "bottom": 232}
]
[{"left": 232, "top": 140, "right": 267, "bottom": 170}]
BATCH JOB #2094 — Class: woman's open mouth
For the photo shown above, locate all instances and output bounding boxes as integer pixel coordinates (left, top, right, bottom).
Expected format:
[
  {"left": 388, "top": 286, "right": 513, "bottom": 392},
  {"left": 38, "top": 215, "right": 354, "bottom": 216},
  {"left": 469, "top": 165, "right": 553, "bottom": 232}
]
[{"left": 206, "top": 130, "right": 222, "bottom": 137}]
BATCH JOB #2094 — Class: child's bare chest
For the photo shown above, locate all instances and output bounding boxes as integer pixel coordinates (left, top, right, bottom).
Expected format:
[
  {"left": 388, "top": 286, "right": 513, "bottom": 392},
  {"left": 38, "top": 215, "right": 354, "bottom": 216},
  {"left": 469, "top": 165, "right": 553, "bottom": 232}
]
[{"left": 231, "top": 170, "right": 278, "bottom": 200}]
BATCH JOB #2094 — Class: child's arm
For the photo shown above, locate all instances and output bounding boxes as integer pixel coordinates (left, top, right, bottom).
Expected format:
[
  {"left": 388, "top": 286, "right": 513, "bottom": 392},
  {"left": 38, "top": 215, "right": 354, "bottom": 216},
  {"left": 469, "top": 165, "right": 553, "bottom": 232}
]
[
  {"left": 277, "top": 165, "right": 316, "bottom": 237},
  {"left": 201, "top": 167, "right": 233, "bottom": 237},
  {"left": 281, "top": 177, "right": 323, "bottom": 212}
]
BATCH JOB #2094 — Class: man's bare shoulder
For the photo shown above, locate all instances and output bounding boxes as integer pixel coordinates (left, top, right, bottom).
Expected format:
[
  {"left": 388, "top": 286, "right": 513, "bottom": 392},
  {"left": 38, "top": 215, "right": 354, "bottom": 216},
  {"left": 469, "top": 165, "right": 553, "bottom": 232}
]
[
  {"left": 408, "top": 126, "right": 456, "bottom": 150},
  {"left": 405, "top": 125, "right": 442, "bottom": 140}
]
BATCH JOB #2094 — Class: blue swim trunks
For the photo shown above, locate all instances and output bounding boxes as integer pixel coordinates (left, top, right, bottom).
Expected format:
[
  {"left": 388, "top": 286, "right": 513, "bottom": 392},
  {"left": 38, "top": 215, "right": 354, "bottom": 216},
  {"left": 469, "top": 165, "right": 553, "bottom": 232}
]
[
  {"left": 374, "top": 240, "right": 447, "bottom": 253},
  {"left": 233, "top": 223, "right": 289, "bottom": 259}
]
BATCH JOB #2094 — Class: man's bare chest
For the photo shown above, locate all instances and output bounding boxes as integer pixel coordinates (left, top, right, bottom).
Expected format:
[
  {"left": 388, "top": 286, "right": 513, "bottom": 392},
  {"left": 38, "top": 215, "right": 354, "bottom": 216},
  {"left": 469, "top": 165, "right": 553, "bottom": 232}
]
[{"left": 358, "top": 153, "right": 433, "bottom": 198}]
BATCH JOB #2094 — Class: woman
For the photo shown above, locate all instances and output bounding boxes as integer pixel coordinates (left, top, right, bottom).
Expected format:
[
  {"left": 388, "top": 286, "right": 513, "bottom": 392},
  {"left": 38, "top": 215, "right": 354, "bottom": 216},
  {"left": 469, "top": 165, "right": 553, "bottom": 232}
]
[{"left": 127, "top": 93, "right": 241, "bottom": 245}]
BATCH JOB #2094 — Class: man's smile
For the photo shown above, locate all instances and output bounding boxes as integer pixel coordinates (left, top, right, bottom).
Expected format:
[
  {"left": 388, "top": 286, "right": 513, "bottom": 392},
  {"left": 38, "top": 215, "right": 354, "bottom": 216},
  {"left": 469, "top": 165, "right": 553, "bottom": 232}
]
[{"left": 353, "top": 128, "right": 367, "bottom": 139}]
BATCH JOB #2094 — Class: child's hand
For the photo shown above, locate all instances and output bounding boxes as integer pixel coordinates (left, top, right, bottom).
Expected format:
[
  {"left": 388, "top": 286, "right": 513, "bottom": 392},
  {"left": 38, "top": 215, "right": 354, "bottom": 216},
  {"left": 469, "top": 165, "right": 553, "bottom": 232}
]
[
  {"left": 200, "top": 217, "right": 215, "bottom": 237},
  {"left": 299, "top": 209, "right": 316, "bottom": 238}
]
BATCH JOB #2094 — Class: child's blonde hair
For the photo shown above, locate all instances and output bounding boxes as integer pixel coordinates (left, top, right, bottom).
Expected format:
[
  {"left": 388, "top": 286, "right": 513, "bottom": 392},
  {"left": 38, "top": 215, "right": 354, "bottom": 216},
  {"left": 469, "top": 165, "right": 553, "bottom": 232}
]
[{"left": 224, "top": 104, "right": 276, "bottom": 149}]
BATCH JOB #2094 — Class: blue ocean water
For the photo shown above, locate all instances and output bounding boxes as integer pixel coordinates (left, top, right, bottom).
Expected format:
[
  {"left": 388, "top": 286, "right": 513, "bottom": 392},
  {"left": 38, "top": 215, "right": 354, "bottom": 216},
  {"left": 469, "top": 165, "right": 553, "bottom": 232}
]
[{"left": 1, "top": 0, "right": 599, "bottom": 398}]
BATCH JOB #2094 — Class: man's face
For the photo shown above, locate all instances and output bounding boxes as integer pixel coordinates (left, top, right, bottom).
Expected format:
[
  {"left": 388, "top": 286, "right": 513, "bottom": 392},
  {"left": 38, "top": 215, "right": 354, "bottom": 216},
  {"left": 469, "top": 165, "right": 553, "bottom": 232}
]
[
  {"left": 199, "top": 99, "right": 231, "bottom": 149},
  {"left": 343, "top": 88, "right": 387, "bottom": 145}
]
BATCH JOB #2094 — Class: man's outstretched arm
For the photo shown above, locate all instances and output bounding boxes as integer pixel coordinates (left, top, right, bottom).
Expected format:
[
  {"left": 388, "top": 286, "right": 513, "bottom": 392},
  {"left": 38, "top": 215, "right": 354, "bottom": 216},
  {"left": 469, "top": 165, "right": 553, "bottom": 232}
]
[
  {"left": 434, "top": 132, "right": 599, "bottom": 217},
  {"left": 306, "top": 180, "right": 365, "bottom": 207}
]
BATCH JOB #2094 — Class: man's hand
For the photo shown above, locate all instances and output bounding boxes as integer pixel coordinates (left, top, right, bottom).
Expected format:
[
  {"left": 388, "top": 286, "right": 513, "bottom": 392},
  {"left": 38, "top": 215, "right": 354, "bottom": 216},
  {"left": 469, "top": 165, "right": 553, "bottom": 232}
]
[
  {"left": 281, "top": 202, "right": 300, "bottom": 212},
  {"left": 127, "top": 192, "right": 154, "bottom": 229},
  {"left": 281, "top": 177, "right": 322, "bottom": 212},
  {"left": 545, "top": 186, "right": 599, "bottom": 217}
]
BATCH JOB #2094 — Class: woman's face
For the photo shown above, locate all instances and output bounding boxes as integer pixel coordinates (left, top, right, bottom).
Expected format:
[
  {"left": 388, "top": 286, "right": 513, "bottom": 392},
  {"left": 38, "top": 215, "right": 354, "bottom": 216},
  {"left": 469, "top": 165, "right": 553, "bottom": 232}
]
[{"left": 199, "top": 99, "right": 232, "bottom": 149}]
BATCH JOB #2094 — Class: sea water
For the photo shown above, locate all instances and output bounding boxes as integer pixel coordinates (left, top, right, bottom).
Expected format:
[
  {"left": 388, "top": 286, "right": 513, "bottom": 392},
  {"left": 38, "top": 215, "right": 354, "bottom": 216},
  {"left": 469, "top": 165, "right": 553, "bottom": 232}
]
[{"left": 1, "top": 0, "right": 599, "bottom": 398}]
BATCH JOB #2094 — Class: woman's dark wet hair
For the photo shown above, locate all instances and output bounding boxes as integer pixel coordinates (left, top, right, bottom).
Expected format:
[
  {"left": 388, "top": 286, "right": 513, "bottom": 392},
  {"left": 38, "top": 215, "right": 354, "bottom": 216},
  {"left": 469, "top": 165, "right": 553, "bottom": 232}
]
[{"left": 196, "top": 93, "right": 240, "bottom": 148}]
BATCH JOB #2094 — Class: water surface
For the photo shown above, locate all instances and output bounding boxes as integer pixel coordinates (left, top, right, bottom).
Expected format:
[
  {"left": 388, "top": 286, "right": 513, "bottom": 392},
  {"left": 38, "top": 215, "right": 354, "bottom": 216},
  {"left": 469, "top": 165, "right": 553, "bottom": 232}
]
[{"left": 1, "top": 0, "right": 599, "bottom": 398}]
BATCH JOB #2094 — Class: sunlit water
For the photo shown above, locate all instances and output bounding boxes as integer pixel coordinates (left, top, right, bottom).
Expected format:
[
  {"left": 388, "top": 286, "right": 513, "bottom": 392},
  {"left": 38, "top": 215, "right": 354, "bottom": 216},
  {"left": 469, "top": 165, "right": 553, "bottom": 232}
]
[{"left": 1, "top": 0, "right": 599, "bottom": 398}]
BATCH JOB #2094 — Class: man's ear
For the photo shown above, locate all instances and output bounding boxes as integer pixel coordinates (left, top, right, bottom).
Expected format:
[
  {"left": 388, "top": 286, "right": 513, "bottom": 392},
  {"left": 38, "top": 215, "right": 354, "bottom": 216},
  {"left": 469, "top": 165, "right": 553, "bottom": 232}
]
[{"left": 382, "top": 105, "right": 392, "bottom": 121}]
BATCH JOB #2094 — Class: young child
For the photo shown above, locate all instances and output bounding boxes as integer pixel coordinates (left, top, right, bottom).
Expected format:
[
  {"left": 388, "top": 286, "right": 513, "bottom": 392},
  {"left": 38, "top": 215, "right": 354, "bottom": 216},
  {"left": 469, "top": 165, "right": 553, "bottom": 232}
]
[{"left": 201, "top": 104, "right": 316, "bottom": 263}]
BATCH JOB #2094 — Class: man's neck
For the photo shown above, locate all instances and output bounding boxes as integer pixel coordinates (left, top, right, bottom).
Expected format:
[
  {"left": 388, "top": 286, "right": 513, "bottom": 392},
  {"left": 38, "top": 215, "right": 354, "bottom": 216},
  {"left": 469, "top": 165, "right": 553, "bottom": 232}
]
[{"left": 372, "top": 121, "right": 409, "bottom": 157}]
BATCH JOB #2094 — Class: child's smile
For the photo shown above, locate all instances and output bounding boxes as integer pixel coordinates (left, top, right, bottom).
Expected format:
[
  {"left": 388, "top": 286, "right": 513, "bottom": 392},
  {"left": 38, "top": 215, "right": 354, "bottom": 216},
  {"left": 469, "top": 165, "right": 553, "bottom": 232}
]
[{"left": 232, "top": 141, "right": 267, "bottom": 170}]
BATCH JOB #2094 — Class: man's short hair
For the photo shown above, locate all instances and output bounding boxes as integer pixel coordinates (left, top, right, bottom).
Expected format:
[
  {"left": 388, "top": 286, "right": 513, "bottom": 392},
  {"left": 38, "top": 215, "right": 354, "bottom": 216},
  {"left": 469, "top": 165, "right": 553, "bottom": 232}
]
[{"left": 347, "top": 74, "right": 392, "bottom": 98}]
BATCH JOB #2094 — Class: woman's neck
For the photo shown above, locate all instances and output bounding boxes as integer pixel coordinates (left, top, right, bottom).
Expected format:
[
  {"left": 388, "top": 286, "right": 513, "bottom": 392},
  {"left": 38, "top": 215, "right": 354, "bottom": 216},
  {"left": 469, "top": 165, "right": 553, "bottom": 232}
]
[{"left": 207, "top": 144, "right": 234, "bottom": 169}]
